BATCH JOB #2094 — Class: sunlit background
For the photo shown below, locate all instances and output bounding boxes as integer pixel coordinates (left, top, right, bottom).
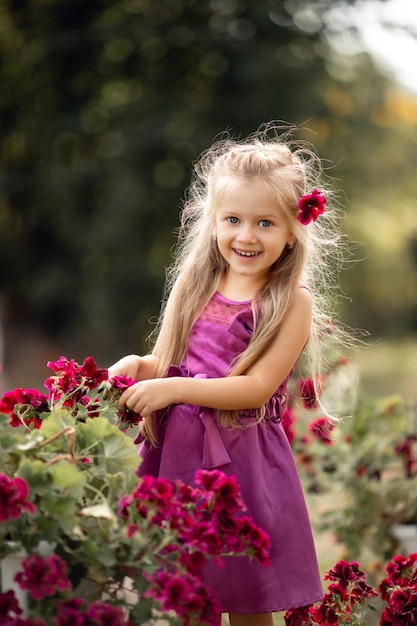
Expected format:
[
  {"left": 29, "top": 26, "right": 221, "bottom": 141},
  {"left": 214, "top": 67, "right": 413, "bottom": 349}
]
[{"left": 1, "top": 0, "right": 417, "bottom": 403}]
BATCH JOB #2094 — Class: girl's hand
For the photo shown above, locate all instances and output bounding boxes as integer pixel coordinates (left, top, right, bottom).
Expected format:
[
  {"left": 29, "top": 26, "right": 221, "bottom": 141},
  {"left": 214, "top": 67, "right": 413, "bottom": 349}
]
[
  {"left": 108, "top": 354, "right": 158, "bottom": 382},
  {"left": 118, "top": 378, "right": 178, "bottom": 418}
]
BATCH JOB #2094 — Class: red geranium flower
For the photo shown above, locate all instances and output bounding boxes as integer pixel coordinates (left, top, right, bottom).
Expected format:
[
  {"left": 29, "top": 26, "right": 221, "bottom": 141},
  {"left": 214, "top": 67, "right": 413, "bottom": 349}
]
[
  {"left": 284, "top": 605, "right": 312, "bottom": 626},
  {"left": 79, "top": 356, "right": 108, "bottom": 389},
  {"left": 106, "top": 374, "right": 142, "bottom": 427},
  {"left": 0, "top": 474, "right": 36, "bottom": 521},
  {"left": 45, "top": 356, "right": 108, "bottom": 395},
  {"left": 281, "top": 405, "right": 297, "bottom": 444},
  {"left": 309, "top": 417, "right": 334, "bottom": 445},
  {"left": 297, "top": 189, "right": 326, "bottom": 225},
  {"left": 297, "top": 377, "right": 318, "bottom": 409},
  {"left": 108, "top": 374, "right": 135, "bottom": 392},
  {"left": 325, "top": 559, "right": 367, "bottom": 583},
  {"left": 0, "top": 387, "right": 48, "bottom": 428},
  {"left": 0, "top": 589, "right": 23, "bottom": 619}
]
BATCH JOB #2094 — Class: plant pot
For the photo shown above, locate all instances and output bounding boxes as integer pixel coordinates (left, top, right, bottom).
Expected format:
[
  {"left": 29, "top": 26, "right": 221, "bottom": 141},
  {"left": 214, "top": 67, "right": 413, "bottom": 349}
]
[
  {"left": 1, "top": 544, "right": 28, "bottom": 615},
  {"left": 1, "top": 540, "right": 56, "bottom": 617},
  {"left": 391, "top": 524, "right": 417, "bottom": 555}
]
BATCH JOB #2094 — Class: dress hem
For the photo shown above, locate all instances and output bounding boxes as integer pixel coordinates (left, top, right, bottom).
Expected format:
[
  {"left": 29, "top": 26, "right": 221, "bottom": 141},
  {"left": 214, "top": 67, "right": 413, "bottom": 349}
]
[{"left": 219, "top": 591, "right": 324, "bottom": 614}]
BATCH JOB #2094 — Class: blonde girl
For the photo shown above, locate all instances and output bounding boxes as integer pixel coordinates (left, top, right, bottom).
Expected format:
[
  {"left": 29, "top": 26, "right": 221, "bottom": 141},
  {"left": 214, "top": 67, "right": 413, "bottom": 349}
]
[{"left": 109, "top": 124, "right": 345, "bottom": 626}]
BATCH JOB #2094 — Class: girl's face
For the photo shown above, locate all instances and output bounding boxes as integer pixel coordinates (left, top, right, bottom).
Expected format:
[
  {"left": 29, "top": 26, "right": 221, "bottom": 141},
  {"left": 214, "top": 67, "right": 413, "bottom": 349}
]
[{"left": 215, "top": 179, "right": 294, "bottom": 289}]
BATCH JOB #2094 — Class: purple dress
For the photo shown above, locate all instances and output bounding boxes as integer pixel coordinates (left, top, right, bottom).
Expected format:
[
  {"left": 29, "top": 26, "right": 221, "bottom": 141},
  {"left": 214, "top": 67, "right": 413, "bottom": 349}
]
[{"left": 138, "top": 292, "right": 323, "bottom": 614}]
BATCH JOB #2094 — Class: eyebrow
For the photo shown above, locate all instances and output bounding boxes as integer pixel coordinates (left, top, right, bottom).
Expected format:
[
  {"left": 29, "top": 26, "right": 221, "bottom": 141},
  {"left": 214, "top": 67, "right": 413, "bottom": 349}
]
[{"left": 218, "top": 209, "right": 279, "bottom": 220}]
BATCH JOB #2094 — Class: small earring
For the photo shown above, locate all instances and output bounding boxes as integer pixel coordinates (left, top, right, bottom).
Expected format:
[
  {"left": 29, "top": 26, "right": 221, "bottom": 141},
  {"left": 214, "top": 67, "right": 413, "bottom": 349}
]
[{"left": 287, "top": 241, "right": 295, "bottom": 250}]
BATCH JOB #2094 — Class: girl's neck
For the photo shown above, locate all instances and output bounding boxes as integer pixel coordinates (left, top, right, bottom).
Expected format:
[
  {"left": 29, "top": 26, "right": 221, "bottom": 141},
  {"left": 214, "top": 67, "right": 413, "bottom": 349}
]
[{"left": 218, "top": 274, "right": 264, "bottom": 302}]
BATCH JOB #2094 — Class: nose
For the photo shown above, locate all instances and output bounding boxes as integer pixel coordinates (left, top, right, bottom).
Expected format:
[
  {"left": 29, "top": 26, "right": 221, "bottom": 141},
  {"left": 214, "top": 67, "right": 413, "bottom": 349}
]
[{"left": 236, "top": 223, "right": 257, "bottom": 243}]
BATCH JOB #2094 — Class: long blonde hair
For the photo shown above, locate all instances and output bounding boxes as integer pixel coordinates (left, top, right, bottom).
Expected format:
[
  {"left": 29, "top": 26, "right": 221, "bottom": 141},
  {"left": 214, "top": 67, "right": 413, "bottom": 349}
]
[{"left": 144, "top": 124, "right": 347, "bottom": 442}]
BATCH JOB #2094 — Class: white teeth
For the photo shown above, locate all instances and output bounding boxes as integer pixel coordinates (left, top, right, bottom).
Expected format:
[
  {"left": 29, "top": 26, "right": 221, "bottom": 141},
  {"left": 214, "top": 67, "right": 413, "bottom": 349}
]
[{"left": 234, "top": 249, "right": 260, "bottom": 257}]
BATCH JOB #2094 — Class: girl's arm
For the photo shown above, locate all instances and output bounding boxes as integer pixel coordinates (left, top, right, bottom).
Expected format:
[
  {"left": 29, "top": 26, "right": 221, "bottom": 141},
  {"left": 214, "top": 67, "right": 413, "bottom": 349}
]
[
  {"left": 108, "top": 353, "right": 159, "bottom": 382},
  {"left": 119, "top": 288, "right": 312, "bottom": 416}
]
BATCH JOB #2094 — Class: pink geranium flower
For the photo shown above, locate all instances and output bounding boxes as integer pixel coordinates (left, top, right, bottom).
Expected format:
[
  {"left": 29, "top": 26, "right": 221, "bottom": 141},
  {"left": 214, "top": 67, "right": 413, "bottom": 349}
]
[
  {"left": 56, "top": 598, "right": 86, "bottom": 626},
  {"left": 195, "top": 469, "right": 243, "bottom": 514},
  {"left": 85, "top": 601, "right": 125, "bottom": 626},
  {"left": 15, "top": 554, "right": 71, "bottom": 599},
  {"left": 234, "top": 516, "right": 271, "bottom": 566},
  {"left": 145, "top": 570, "right": 222, "bottom": 626},
  {"left": 55, "top": 598, "right": 125, "bottom": 626}
]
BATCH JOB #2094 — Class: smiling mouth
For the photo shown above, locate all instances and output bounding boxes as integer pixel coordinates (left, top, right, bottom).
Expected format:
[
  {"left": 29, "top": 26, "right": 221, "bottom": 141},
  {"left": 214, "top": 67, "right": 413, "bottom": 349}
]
[{"left": 233, "top": 249, "right": 261, "bottom": 257}]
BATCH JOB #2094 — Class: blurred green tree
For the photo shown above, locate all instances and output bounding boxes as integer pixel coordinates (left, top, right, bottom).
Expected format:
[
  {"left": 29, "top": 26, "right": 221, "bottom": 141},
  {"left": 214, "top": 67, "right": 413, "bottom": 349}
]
[{"left": 0, "top": 0, "right": 416, "bottom": 381}]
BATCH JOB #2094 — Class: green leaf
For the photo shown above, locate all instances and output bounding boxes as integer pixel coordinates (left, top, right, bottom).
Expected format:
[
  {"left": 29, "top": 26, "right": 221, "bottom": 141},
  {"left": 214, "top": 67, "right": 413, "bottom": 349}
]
[
  {"left": 0, "top": 431, "right": 24, "bottom": 459},
  {"left": 39, "top": 409, "right": 76, "bottom": 439},
  {"left": 0, "top": 412, "right": 11, "bottom": 427},
  {"left": 100, "top": 432, "right": 140, "bottom": 474},
  {"left": 77, "top": 418, "right": 140, "bottom": 474},
  {"left": 19, "top": 458, "right": 54, "bottom": 490},
  {"left": 48, "top": 459, "right": 86, "bottom": 497},
  {"left": 106, "top": 471, "right": 139, "bottom": 503},
  {"left": 76, "top": 416, "right": 116, "bottom": 447},
  {"left": 38, "top": 497, "right": 80, "bottom": 534}
]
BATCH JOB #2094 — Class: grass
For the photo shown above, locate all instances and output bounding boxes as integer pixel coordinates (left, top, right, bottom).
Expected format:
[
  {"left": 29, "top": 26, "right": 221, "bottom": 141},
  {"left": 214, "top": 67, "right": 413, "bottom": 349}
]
[{"left": 355, "top": 335, "right": 417, "bottom": 402}]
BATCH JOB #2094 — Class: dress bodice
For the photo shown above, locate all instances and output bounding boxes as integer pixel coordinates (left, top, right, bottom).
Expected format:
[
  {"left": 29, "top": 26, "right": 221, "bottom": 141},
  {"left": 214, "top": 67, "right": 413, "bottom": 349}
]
[{"left": 179, "top": 292, "right": 289, "bottom": 419}]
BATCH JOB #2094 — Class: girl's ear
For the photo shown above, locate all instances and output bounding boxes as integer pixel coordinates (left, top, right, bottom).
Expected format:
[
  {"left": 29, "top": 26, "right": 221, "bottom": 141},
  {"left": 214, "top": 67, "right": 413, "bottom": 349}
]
[{"left": 286, "top": 226, "right": 296, "bottom": 249}]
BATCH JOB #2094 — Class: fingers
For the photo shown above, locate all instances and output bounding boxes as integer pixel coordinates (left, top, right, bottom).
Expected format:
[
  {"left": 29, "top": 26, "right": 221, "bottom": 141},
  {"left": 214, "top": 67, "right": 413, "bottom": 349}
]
[
  {"left": 118, "top": 385, "right": 136, "bottom": 410},
  {"left": 117, "top": 378, "right": 173, "bottom": 418},
  {"left": 118, "top": 383, "right": 150, "bottom": 418},
  {"left": 108, "top": 363, "right": 129, "bottom": 379},
  {"left": 108, "top": 355, "right": 141, "bottom": 380}
]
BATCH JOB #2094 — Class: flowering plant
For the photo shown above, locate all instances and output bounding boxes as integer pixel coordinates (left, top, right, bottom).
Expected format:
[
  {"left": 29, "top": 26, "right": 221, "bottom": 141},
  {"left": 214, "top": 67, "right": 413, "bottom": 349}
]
[
  {"left": 284, "top": 357, "right": 417, "bottom": 562},
  {"left": 297, "top": 189, "right": 327, "bottom": 225},
  {"left": 0, "top": 356, "right": 270, "bottom": 626},
  {"left": 319, "top": 395, "right": 417, "bottom": 560},
  {"left": 284, "top": 554, "right": 417, "bottom": 626}
]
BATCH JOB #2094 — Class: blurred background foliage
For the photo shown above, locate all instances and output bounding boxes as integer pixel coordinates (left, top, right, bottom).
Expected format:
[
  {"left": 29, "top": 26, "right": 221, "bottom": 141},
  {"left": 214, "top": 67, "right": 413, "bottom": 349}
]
[{"left": 1, "top": 0, "right": 417, "bottom": 388}]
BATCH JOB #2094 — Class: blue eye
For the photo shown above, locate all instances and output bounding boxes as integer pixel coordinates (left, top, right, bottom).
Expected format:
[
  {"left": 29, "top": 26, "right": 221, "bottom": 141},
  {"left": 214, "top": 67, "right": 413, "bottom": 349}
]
[
  {"left": 227, "top": 216, "right": 239, "bottom": 224},
  {"left": 259, "top": 219, "right": 272, "bottom": 227}
]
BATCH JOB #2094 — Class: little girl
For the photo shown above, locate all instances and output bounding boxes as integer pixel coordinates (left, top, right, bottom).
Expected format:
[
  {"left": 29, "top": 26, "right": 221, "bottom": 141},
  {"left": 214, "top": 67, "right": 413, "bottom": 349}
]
[{"left": 109, "top": 125, "right": 346, "bottom": 626}]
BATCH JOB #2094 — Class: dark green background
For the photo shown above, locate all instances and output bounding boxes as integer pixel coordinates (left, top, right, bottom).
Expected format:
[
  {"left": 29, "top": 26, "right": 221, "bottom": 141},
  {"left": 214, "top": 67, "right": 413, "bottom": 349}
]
[{"left": 1, "top": 0, "right": 417, "bottom": 384}]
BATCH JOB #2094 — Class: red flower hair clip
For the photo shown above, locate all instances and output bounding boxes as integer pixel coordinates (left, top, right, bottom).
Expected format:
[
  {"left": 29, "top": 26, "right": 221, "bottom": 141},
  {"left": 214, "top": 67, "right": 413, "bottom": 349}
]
[{"left": 297, "top": 189, "right": 327, "bottom": 225}]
